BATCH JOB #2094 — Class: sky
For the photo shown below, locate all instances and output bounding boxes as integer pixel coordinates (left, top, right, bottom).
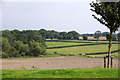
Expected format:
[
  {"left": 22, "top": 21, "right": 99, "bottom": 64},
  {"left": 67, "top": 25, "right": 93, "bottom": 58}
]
[{"left": 1, "top": 0, "right": 111, "bottom": 34}]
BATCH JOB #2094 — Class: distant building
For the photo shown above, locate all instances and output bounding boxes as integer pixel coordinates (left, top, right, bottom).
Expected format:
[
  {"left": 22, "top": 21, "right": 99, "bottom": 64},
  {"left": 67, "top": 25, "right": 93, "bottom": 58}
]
[
  {"left": 79, "top": 36, "right": 107, "bottom": 40},
  {"left": 99, "top": 37, "right": 107, "bottom": 40},
  {"left": 79, "top": 37, "right": 83, "bottom": 40}
]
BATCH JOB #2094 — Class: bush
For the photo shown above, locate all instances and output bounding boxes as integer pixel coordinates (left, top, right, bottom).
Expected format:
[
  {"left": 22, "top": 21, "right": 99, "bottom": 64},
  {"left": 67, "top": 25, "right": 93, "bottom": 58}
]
[
  {"left": 29, "top": 40, "right": 46, "bottom": 56},
  {"left": 83, "top": 35, "right": 88, "bottom": 40},
  {"left": 1, "top": 52, "right": 9, "bottom": 58}
]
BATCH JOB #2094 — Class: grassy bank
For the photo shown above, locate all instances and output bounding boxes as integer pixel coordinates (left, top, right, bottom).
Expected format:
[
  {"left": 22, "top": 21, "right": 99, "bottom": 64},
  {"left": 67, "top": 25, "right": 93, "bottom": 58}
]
[{"left": 2, "top": 68, "right": 118, "bottom": 78}]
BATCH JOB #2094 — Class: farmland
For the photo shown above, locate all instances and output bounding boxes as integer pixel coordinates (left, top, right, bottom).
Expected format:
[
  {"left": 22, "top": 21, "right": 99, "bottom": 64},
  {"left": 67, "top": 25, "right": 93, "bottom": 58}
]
[
  {"left": 2, "top": 56, "right": 118, "bottom": 70},
  {"left": 1, "top": 40, "right": 119, "bottom": 78},
  {"left": 46, "top": 40, "right": 119, "bottom": 58},
  {"left": 47, "top": 44, "right": 118, "bottom": 54},
  {"left": 59, "top": 40, "right": 119, "bottom": 43},
  {"left": 46, "top": 41, "right": 90, "bottom": 48}
]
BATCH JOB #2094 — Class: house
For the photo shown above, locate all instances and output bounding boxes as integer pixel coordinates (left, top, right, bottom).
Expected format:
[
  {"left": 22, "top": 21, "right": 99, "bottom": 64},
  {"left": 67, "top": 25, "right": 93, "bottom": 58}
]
[{"left": 79, "top": 36, "right": 107, "bottom": 40}]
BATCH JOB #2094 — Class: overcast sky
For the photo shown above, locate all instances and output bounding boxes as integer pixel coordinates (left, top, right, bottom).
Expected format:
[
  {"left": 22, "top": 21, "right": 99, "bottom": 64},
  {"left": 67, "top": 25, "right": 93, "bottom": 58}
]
[{"left": 1, "top": 0, "right": 110, "bottom": 34}]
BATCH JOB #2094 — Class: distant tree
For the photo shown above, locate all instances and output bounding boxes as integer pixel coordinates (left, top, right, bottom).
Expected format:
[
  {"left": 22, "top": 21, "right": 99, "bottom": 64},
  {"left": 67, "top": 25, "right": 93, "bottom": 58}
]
[
  {"left": 102, "top": 32, "right": 109, "bottom": 36},
  {"left": 58, "top": 32, "right": 67, "bottom": 39},
  {"left": 11, "top": 29, "right": 20, "bottom": 41},
  {"left": 2, "top": 30, "right": 16, "bottom": 42},
  {"left": 18, "top": 31, "right": 28, "bottom": 44},
  {"left": 67, "top": 32, "right": 73, "bottom": 39},
  {"left": 46, "top": 31, "right": 54, "bottom": 40},
  {"left": 81, "top": 34, "right": 94, "bottom": 37},
  {"left": 112, "top": 35, "right": 117, "bottom": 41},
  {"left": 94, "top": 30, "right": 102, "bottom": 43},
  {"left": 83, "top": 35, "right": 88, "bottom": 40},
  {"left": 67, "top": 31, "right": 79, "bottom": 39},
  {"left": 38, "top": 29, "right": 80, "bottom": 40},
  {"left": 90, "top": 2, "right": 120, "bottom": 68},
  {"left": 18, "top": 30, "right": 45, "bottom": 44},
  {"left": 39, "top": 29, "right": 47, "bottom": 38}
]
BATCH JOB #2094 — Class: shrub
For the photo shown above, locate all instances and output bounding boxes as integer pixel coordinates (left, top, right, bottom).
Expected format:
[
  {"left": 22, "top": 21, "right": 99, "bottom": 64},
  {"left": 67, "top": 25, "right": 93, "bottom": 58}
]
[{"left": 1, "top": 52, "right": 9, "bottom": 58}]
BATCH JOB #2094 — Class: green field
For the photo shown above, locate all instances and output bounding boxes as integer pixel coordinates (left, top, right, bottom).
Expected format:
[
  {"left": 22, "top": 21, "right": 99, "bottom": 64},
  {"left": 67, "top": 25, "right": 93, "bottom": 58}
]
[
  {"left": 60, "top": 40, "right": 118, "bottom": 43},
  {"left": 46, "top": 42, "right": 90, "bottom": 48},
  {"left": 46, "top": 40, "right": 119, "bottom": 58},
  {"left": 2, "top": 68, "right": 118, "bottom": 78},
  {"left": 47, "top": 44, "right": 118, "bottom": 55},
  {"left": 85, "top": 52, "right": 119, "bottom": 58}
]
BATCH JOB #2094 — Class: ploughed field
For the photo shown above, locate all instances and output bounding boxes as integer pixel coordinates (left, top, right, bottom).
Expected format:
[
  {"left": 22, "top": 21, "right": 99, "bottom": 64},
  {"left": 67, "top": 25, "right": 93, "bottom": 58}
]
[{"left": 1, "top": 56, "right": 118, "bottom": 70}]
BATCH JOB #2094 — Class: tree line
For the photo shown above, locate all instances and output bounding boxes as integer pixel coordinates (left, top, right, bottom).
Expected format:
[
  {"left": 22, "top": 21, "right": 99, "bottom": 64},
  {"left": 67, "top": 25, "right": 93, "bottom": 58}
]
[
  {"left": 38, "top": 29, "right": 119, "bottom": 40},
  {"left": 39, "top": 29, "right": 80, "bottom": 40},
  {"left": 1, "top": 30, "right": 46, "bottom": 58}
]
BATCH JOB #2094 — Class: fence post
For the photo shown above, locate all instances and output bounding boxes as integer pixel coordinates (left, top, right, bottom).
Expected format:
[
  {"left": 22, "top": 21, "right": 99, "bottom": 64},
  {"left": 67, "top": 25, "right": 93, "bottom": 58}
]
[
  {"left": 111, "top": 57, "right": 113, "bottom": 68},
  {"left": 104, "top": 56, "right": 106, "bottom": 68}
]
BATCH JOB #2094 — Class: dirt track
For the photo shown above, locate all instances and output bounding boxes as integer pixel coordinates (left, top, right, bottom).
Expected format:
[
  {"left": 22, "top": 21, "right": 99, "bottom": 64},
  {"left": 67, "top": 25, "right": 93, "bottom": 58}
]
[{"left": 1, "top": 57, "right": 118, "bottom": 70}]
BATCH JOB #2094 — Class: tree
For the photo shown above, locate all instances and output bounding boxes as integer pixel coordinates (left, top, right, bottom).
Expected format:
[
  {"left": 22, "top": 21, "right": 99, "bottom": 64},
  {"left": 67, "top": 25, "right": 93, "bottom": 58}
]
[
  {"left": 46, "top": 31, "right": 54, "bottom": 40},
  {"left": 39, "top": 29, "right": 47, "bottom": 38},
  {"left": 1, "top": 37, "right": 19, "bottom": 57},
  {"left": 58, "top": 32, "right": 68, "bottom": 39},
  {"left": 29, "top": 40, "right": 46, "bottom": 56},
  {"left": 67, "top": 31, "right": 79, "bottom": 39},
  {"left": 2, "top": 38, "right": 11, "bottom": 55},
  {"left": 94, "top": 30, "right": 101, "bottom": 43},
  {"left": 2, "top": 30, "right": 16, "bottom": 42},
  {"left": 90, "top": 2, "right": 120, "bottom": 68},
  {"left": 83, "top": 35, "right": 88, "bottom": 40},
  {"left": 13, "top": 41, "right": 29, "bottom": 55},
  {"left": 102, "top": 32, "right": 109, "bottom": 36}
]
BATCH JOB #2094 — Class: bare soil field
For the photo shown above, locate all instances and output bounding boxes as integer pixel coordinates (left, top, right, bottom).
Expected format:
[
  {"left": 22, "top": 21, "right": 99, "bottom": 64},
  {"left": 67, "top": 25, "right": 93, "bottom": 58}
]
[{"left": 1, "top": 57, "right": 118, "bottom": 70}]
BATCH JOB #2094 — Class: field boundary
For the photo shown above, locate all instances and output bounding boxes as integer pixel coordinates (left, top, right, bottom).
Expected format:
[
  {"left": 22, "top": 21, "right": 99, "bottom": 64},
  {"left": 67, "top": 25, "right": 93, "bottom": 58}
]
[
  {"left": 46, "top": 40, "right": 119, "bottom": 44},
  {"left": 82, "top": 50, "right": 120, "bottom": 55},
  {"left": 46, "top": 40, "right": 119, "bottom": 49},
  {"left": 47, "top": 43, "right": 118, "bottom": 49}
]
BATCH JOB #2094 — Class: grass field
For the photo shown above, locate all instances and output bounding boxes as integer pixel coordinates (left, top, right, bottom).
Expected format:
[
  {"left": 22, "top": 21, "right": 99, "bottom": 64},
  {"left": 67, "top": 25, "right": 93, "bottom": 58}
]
[
  {"left": 85, "top": 52, "right": 119, "bottom": 58},
  {"left": 2, "top": 68, "right": 118, "bottom": 78},
  {"left": 47, "top": 44, "right": 118, "bottom": 55},
  {"left": 46, "top": 42, "right": 90, "bottom": 48},
  {"left": 60, "top": 40, "right": 118, "bottom": 43}
]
